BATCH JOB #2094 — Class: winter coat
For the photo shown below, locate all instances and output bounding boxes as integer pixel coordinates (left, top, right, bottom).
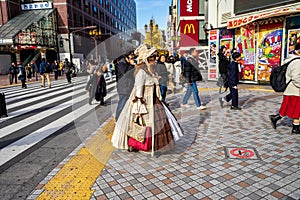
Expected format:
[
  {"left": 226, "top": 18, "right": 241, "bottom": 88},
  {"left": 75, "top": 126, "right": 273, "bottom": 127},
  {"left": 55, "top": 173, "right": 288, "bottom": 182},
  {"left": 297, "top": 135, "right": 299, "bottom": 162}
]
[
  {"left": 86, "top": 74, "right": 107, "bottom": 99},
  {"left": 116, "top": 58, "right": 135, "bottom": 95},
  {"left": 63, "top": 61, "right": 72, "bottom": 73},
  {"left": 17, "top": 66, "right": 26, "bottom": 81},
  {"left": 228, "top": 61, "right": 239, "bottom": 87},
  {"left": 283, "top": 54, "right": 300, "bottom": 97},
  {"left": 218, "top": 52, "right": 230, "bottom": 74},
  {"left": 180, "top": 55, "right": 187, "bottom": 70},
  {"left": 183, "top": 55, "right": 202, "bottom": 83},
  {"left": 156, "top": 61, "right": 169, "bottom": 86},
  {"left": 8, "top": 66, "right": 14, "bottom": 74},
  {"left": 39, "top": 61, "right": 50, "bottom": 74}
]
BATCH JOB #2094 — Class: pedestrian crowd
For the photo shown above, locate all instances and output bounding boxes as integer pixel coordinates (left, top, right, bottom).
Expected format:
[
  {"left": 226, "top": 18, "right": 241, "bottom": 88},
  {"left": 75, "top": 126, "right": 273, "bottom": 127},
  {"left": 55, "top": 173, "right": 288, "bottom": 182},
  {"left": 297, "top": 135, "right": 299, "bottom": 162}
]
[{"left": 7, "top": 58, "right": 77, "bottom": 89}]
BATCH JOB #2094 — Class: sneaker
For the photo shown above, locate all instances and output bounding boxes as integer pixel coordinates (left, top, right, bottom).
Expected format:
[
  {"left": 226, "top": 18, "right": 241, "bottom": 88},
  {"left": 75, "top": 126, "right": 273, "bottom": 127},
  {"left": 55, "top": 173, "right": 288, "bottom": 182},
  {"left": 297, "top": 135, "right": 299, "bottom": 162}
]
[
  {"left": 197, "top": 105, "right": 207, "bottom": 110},
  {"left": 219, "top": 97, "right": 225, "bottom": 108},
  {"left": 181, "top": 104, "right": 190, "bottom": 108},
  {"left": 231, "top": 106, "right": 242, "bottom": 110}
]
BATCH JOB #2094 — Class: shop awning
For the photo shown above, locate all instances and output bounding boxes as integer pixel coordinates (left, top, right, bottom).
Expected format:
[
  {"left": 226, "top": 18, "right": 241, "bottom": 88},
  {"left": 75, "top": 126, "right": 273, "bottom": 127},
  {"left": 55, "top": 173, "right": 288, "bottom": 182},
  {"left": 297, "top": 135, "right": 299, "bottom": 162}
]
[
  {"left": 0, "top": 9, "right": 54, "bottom": 45},
  {"left": 227, "top": 3, "right": 300, "bottom": 29}
]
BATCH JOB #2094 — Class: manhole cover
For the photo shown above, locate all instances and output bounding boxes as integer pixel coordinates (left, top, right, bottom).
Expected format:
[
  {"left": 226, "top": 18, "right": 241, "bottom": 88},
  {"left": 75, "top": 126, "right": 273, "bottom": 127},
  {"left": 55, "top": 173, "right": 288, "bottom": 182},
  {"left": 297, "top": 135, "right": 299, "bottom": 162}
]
[{"left": 224, "top": 147, "right": 261, "bottom": 160}]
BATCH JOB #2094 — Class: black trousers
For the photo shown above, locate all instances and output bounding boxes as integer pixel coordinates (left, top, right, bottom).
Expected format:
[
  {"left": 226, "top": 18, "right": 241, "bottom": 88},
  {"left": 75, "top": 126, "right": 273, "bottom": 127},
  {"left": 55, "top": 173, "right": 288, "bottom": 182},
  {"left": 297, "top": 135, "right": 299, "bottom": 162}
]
[
  {"left": 66, "top": 72, "right": 71, "bottom": 83},
  {"left": 225, "top": 87, "right": 238, "bottom": 107}
]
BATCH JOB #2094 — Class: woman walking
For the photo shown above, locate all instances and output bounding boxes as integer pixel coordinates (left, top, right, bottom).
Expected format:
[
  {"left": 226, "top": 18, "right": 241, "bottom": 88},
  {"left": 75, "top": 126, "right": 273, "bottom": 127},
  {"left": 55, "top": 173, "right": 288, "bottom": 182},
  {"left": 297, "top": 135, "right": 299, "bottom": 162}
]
[
  {"left": 111, "top": 44, "right": 183, "bottom": 155},
  {"left": 269, "top": 44, "right": 300, "bottom": 134}
]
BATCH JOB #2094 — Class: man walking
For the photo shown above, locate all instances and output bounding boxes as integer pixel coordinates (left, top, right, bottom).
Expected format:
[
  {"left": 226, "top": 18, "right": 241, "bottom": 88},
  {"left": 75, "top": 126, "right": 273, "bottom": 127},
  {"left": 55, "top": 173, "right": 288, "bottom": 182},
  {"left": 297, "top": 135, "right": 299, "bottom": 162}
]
[
  {"left": 40, "top": 58, "right": 51, "bottom": 88},
  {"left": 115, "top": 51, "right": 135, "bottom": 121},
  {"left": 8, "top": 62, "right": 15, "bottom": 85},
  {"left": 63, "top": 58, "right": 72, "bottom": 83},
  {"left": 181, "top": 48, "right": 206, "bottom": 110}
]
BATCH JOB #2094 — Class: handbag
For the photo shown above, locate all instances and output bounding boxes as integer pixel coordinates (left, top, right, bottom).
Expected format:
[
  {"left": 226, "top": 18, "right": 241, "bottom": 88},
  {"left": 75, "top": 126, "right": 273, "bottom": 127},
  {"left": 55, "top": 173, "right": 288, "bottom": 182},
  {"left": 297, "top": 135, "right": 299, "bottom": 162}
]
[
  {"left": 127, "top": 115, "right": 146, "bottom": 142},
  {"left": 128, "top": 127, "right": 152, "bottom": 151}
]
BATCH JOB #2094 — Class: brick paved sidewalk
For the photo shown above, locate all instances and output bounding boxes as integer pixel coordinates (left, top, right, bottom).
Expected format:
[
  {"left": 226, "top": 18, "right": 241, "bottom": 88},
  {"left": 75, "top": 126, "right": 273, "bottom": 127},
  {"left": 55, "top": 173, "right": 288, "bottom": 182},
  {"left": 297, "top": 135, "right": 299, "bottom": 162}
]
[{"left": 29, "top": 82, "right": 300, "bottom": 200}]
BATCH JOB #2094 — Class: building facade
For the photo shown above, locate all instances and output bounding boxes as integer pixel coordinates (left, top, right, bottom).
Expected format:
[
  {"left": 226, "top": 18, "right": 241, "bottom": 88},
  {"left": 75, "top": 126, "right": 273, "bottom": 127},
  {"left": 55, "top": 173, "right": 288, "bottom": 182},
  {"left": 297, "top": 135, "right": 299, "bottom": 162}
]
[
  {"left": 207, "top": 0, "right": 300, "bottom": 84},
  {"left": 0, "top": 0, "right": 137, "bottom": 74}
]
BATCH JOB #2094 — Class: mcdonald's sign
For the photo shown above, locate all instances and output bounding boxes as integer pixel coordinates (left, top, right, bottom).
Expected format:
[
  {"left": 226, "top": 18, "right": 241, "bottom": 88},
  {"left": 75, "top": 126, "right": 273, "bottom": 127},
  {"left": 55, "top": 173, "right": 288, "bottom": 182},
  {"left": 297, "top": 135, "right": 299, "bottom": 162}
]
[
  {"left": 180, "top": 20, "right": 198, "bottom": 47},
  {"left": 183, "top": 24, "right": 196, "bottom": 34}
]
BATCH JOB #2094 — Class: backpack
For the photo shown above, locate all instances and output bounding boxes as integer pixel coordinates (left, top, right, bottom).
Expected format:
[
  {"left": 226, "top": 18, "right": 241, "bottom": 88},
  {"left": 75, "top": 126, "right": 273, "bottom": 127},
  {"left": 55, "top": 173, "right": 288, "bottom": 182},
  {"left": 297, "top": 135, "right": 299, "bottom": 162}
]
[
  {"left": 42, "top": 63, "right": 48, "bottom": 73},
  {"left": 270, "top": 58, "right": 299, "bottom": 92}
]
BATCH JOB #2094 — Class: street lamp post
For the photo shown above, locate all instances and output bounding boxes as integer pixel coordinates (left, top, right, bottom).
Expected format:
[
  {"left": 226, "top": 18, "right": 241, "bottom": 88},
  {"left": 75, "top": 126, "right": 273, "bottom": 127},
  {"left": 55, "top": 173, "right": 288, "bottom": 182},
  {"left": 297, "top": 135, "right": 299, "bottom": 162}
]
[
  {"left": 144, "top": 19, "right": 158, "bottom": 47},
  {"left": 89, "top": 29, "right": 102, "bottom": 63}
]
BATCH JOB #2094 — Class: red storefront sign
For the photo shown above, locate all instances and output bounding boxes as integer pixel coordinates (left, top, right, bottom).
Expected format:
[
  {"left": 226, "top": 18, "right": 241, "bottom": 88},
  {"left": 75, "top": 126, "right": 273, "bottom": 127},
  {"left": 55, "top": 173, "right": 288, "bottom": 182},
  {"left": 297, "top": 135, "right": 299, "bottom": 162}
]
[
  {"left": 180, "top": 20, "right": 199, "bottom": 47},
  {"left": 180, "top": 0, "right": 199, "bottom": 17},
  {"left": 227, "top": 5, "right": 300, "bottom": 29},
  {"left": 210, "top": 30, "right": 217, "bottom": 40}
]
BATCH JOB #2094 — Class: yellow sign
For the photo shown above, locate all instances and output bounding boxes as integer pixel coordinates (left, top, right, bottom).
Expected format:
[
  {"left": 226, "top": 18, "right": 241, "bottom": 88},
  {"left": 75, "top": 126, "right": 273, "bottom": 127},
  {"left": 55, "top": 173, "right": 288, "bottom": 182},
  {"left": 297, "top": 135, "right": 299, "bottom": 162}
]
[{"left": 183, "top": 24, "right": 195, "bottom": 34}]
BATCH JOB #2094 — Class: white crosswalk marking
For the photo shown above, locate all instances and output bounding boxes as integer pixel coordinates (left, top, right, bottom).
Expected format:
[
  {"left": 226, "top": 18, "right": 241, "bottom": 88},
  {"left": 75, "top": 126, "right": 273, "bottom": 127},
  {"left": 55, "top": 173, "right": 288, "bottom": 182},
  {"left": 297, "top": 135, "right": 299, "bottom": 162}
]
[{"left": 0, "top": 75, "right": 117, "bottom": 167}]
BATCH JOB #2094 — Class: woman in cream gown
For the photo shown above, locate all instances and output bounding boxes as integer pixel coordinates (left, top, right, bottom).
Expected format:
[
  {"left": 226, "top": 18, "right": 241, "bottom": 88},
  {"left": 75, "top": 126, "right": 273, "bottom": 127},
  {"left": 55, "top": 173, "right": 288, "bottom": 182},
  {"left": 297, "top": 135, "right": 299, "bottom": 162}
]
[{"left": 111, "top": 45, "right": 183, "bottom": 155}]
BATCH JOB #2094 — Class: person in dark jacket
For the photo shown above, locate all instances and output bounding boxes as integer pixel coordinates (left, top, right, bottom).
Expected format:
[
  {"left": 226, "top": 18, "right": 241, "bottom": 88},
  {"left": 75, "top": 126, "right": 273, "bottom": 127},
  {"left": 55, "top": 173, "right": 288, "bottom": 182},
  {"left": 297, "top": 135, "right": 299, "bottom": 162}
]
[
  {"left": 86, "top": 67, "right": 107, "bottom": 105},
  {"left": 217, "top": 46, "right": 230, "bottom": 88},
  {"left": 17, "top": 63, "right": 27, "bottom": 89},
  {"left": 13, "top": 62, "right": 19, "bottom": 84},
  {"left": 40, "top": 58, "right": 51, "bottom": 88},
  {"left": 156, "top": 54, "right": 169, "bottom": 103},
  {"left": 219, "top": 52, "right": 242, "bottom": 110},
  {"left": 115, "top": 52, "right": 135, "bottom": 120},
  {"left": 8, "top": 62, "right": 16, "bottom": 85},
  {"left": 63, "top": 58, "right": 72, "bottom": 83},
  {"left": 53, "top": 60, "right": 59, "bottom": 80},
  {"left": 181, "top": 48, "right": 206, "bottom": 110}
]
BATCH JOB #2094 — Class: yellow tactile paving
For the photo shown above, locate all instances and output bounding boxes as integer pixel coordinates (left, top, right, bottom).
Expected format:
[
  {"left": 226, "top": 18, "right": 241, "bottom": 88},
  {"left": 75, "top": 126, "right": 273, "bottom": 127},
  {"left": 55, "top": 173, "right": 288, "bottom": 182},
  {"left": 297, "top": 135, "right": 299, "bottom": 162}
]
[{"left": 37, "top": 118, "right": 116, "bottom": 200}]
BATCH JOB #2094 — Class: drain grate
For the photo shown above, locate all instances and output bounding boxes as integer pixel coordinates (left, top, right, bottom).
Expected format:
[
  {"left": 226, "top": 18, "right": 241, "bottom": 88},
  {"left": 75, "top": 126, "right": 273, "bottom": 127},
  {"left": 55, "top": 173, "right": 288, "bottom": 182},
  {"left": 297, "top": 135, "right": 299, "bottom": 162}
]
[{"left": 224, "top": 147, "right": 261, "bottom": 160}]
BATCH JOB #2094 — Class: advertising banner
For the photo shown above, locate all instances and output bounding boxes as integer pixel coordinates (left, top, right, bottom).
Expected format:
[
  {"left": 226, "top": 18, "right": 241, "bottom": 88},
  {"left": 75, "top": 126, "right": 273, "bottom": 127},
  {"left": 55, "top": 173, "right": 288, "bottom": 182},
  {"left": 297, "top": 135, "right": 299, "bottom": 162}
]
[
  {"left": 208, "top": 30, "right": 218, "bottom": 80},
  {"left": 180, "top": 20, "right": 199, "bottom": 47},
  {"left": 180, "top": 0, "right": 199, "bottom": 17},
  {"left": 257, "top": 22, "right": 283, "bottom": 82},
  {"left": 235, "top": 25, "right": 256, "bottom": 81},
  {"left": 287, "top": 29, "right": 300, "bottom": 55}
]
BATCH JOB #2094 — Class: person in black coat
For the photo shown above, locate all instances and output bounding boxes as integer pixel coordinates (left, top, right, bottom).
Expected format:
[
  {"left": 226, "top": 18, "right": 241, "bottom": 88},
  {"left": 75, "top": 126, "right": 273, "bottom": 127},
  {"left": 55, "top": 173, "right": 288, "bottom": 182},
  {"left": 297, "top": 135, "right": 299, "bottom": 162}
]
[
  {"left": 219, "top": 52, "right": 242, "bottom": 110},
  {"left": 13, "top": 63, "right": 19, "bottom": 84},
  {"left": 17, "top": 63, "right": 27, "bottom": 89},
  {"left": 86, "top": 67, "right": 107, "bottom": 105},
  {"left": 115, "top": 51, "right": 135, "bottom": 120},
  {"left": 8, "top": 62, "right": 15, "bottom": 85},
  {"left": 156, "top": 54, "right": 169, "bottom": 103},
  {"left": 181, "top": 48, "right": 206, "bottom": 110},
  {"left": 217, "top": 45, "right": 230, "bottom": 87}
]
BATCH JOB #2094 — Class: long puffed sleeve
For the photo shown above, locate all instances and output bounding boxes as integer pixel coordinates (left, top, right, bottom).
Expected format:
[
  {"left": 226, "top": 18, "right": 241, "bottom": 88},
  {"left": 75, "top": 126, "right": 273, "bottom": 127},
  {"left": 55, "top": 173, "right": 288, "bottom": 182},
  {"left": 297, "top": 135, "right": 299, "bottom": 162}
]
[
  {"left": 132, "top": 69, "right": 147, "bottom": 114},
  {"left": 290, "top": 59, "right": 300, "bottom": 88},
  {"left": 134, "top": 69, "right": 145, "bottom": 98}
]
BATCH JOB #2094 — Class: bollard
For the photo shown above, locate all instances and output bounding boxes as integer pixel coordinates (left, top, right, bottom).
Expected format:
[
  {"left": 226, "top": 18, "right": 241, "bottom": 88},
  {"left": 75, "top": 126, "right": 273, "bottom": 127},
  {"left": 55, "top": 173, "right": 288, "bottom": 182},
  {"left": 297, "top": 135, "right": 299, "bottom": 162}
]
[{"left": 0, "top": 92, "right": 8, "bottom": 118}]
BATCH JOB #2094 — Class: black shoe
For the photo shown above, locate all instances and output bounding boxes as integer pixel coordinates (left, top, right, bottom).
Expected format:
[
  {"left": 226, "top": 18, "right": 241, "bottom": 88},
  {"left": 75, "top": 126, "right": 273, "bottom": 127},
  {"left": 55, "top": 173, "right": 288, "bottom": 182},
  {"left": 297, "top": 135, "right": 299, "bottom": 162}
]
[
  {"left": 292, "top": 124, "right": 300, "bottom": 134},
  {"left": 100, "top": 102, "right": 105, "bottom": 105},
  {"left": 269, "top": 114, "right": 282, "bottom": 129},
  {"left": 128, "top": 146, "right": 139, "bottom": 152},
  {"left": 231, "top": 106, "right": 242, "bottom": 110}
]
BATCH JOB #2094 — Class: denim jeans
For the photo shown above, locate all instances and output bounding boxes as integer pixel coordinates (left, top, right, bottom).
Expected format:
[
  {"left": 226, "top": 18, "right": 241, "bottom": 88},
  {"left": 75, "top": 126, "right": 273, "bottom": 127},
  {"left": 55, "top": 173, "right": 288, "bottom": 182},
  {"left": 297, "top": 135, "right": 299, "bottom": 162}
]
[
  {"left": 182, "top": 82, "right": 201, "bottom": 107},
  {"left": 160, "top": 85, "right": 167, "bottom": 103},
  {"left": 115, "top": 94, "right": 130, "bottom": 121}
]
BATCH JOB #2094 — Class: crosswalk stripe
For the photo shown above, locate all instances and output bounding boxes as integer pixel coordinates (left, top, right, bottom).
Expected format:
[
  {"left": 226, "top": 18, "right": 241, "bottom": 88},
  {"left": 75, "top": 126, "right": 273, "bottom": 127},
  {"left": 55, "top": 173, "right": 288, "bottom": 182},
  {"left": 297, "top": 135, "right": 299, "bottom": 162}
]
[
  {"left": 0, "top": 74, "right": 118, "bottom": 168},
  {"left": 0, "top": 89, "right": 117, "bottom": 167}
]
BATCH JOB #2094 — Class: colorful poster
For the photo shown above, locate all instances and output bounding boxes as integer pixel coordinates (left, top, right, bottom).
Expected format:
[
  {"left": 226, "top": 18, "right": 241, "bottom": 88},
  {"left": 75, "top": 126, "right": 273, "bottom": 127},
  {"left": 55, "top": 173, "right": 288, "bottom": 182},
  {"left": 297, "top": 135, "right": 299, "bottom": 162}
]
[
  {"left": 235, "top": 25, "right": 255, "bottom": 81},
  {"left": 287, "top": 29, "right": 300, "bottom": 55},
  {"left": 257, "top": 23, "right": 283, "bottom": 82},
  {"left": 220, "top": 39, "right": 233, "bottom": 51},
  {"left": 208, "top": 30, "right": 218, "bottom": 80}
]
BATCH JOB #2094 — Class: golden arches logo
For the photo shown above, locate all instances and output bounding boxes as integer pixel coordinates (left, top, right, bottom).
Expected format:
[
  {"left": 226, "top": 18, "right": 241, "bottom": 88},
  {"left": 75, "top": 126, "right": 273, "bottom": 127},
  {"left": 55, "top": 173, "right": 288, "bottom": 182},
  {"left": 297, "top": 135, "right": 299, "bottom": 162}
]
[{"left": 183, "top": 24, "right": 195, "bottom": 34}]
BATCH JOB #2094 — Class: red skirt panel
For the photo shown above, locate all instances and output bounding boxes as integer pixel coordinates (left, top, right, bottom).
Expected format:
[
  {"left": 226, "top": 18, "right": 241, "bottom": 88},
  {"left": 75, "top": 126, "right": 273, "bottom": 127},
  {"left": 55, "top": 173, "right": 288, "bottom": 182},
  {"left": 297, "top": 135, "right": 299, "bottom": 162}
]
[{"left": 279, "top": 95, "right": 300, "bottom": 119}]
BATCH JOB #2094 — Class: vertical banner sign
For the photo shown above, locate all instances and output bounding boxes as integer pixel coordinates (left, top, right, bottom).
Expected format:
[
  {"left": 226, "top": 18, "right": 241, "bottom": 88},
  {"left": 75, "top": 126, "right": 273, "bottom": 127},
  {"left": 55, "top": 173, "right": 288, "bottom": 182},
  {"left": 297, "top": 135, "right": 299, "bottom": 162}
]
[
  {"left": 180, "top": 0, "right": 199, "bottom": 17},
  {"left": 257, "top": 22, "right": 283, "bottom": 82},
  {"left": 180, "top": 20, "right": 199, "bottom": 47},
  {"left": 208, "top": 30, "right": 218, "bottom": 80},
  {"left": 287, "top": 29, "right": 300, "bottom": 55},
  {"left": 235, "top": 25, "right": 256, "bottom": 81}
]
